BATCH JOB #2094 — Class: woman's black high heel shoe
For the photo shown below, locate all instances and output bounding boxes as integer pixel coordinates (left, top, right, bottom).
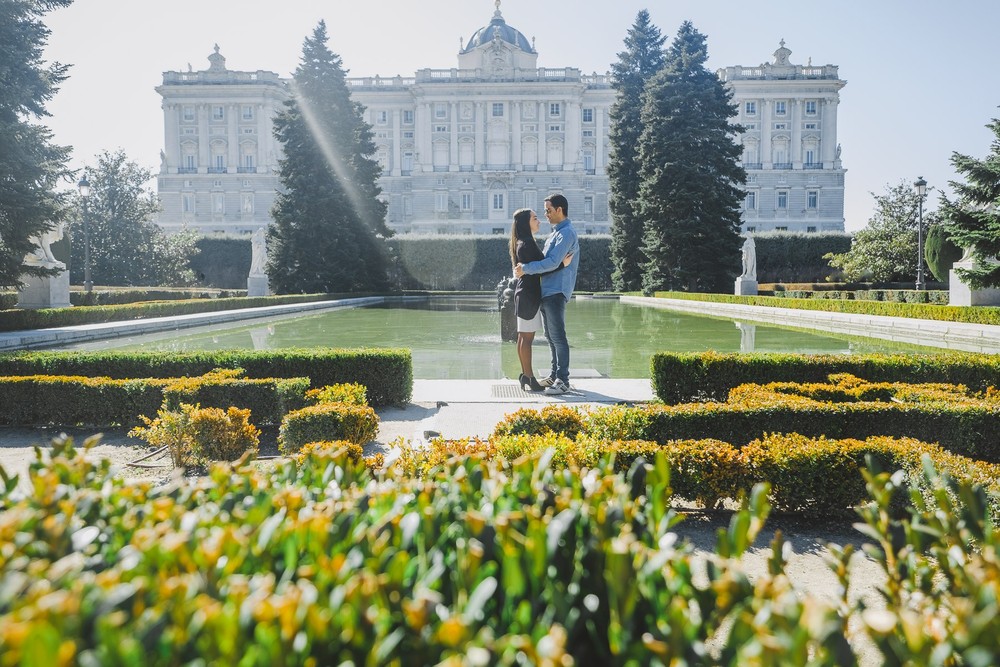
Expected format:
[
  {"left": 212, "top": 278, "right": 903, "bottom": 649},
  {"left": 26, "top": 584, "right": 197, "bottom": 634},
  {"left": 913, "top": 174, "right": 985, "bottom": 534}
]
[
  {"left": 519, "top": 373, "right": 531, "bottom": 391},
  {"left": 527, "top": 375, "right": 544, "bottom": 391}
]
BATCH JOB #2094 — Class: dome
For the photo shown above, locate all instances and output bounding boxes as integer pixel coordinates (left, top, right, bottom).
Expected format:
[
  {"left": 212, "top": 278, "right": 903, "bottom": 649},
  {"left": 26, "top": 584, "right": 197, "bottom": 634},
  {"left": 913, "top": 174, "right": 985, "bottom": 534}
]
[{"left": 462, "top": 4, "right": 534, "bottom": 54}]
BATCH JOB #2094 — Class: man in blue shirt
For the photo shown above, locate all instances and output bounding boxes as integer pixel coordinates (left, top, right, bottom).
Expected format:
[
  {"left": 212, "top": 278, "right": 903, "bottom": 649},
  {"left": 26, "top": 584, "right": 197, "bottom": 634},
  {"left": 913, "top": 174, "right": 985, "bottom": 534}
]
[{"left": 514, "top": 193, "right": 580, "bottom": 395}]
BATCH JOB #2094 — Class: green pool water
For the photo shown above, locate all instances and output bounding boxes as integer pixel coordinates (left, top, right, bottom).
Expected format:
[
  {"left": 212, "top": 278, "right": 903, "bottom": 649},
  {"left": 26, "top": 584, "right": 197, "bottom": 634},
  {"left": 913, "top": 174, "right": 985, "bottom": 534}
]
[{"left": 59, "top": 296, "right": 942, "bottom": 379}]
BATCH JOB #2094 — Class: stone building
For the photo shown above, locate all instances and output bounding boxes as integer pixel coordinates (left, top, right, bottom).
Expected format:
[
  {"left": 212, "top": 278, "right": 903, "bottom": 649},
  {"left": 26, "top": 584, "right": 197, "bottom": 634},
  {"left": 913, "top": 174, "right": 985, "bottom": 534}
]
[
  {"left": 719, "top": 40, "right": 847, "bottom": 233},
  {"left": 155, "top": 9, "right": 845, "bottom": 236}
]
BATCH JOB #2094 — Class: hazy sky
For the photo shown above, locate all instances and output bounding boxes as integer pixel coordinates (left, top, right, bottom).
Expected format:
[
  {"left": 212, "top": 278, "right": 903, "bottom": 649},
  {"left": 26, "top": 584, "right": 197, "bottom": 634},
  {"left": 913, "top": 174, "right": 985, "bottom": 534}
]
[{"left": 41, "top": 0, "right": 1000, "bottom": 231}]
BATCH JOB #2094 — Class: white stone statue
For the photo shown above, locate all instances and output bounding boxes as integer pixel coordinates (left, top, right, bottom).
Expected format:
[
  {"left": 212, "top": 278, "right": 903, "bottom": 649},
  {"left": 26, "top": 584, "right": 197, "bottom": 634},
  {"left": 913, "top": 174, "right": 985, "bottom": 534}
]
[
  {"left": 23, "top": 221, "right": 66, "bottom": 269},
  {"left": 249, "top": 227, "right": 267, "bottom": 276},
  {"left": 740, "top": 236, "right": 756, "bottom": 280}
]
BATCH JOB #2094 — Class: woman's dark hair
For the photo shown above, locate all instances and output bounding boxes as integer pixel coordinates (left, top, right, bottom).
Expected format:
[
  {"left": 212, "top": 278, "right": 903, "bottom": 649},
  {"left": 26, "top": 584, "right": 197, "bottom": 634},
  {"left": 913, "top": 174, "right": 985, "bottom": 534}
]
[{"left": 509, "top": 208, "right": 540, "bottom": 267}]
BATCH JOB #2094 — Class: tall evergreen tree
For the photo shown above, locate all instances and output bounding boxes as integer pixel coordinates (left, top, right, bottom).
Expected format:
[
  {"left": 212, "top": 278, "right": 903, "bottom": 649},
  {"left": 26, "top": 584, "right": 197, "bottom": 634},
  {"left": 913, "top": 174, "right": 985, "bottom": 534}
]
[
  {"left": 71, "top": 150, "right": 197, "bottom": 286},
  {"left": 607, "top": 10, "right": 666, "bottom": 292},
  {"left": 636, "top": 21, "right": 746, "bottom": 294},
  {"left": 940, "top": 115, "right": 1000, "bottom": 289},
  {"left": 0, "top": 0, "right": 74, "bottom": 289},
  {"left": 267, "top": 21, "right": 391, "bottom": 294}
]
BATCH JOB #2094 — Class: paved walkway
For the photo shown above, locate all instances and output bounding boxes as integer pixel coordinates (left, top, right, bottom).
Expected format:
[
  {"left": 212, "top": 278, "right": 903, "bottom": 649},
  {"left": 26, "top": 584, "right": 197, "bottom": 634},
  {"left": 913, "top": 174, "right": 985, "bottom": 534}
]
[{"left": 377, "top": 377, "right": 654, "bottom": 444}]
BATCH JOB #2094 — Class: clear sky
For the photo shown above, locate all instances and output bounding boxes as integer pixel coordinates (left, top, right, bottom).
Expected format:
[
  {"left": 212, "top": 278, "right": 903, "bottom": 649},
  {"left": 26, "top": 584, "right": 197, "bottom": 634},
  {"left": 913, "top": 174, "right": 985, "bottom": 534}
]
[{"left": 40, "top": 0, "right": 1000, "bottom": 231}]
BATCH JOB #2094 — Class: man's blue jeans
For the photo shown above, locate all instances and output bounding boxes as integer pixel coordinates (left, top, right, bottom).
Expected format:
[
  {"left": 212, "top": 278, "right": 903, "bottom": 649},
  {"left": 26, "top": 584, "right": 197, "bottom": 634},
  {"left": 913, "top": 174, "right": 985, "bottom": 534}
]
[{"left": 540, "top": 294, "right": 569, "bottom": 383}]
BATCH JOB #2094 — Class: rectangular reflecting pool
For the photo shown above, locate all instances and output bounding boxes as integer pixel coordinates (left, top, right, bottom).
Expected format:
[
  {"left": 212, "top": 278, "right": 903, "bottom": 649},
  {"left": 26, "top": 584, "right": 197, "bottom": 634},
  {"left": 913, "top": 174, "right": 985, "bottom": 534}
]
[{"left": 56, "top": 296, "right": 943, "bottom": 379}]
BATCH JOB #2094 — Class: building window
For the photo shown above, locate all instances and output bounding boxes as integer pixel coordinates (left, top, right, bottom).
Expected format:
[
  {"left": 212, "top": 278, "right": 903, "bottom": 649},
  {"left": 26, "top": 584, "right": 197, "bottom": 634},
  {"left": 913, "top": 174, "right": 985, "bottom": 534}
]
[
  {"left": 582, "top": 108, "right": 594, "bottom": 123},
  {"left": 774, "top": 123, "right": 787, "bottom": 130},
  {"left": 492, "top": 193, "right": 505, "bottom": 210},
  {"left": 182, "top": 193, "right": 195, "bottom": 213},
  {"left": 745, "top": 191, "right": 757, "bottom": 210},
  {"left": 492, "top": 103, "right": 504, "bottom": 117},
  {"left": 807, "top": 226, "right": 817, "bottom": 233},
  {"left": 548, "top": 124, "right": 562, "bottom": 132},
  {"left": 523, "top": 191, "right": 535, "bottom": 209},
  {"left": 775, "top": 226, "right": 788, "bottom": 231},
  {"left": 183, "top": 155, "right": 196, "bottom": 170},
  {"left": 434, "top": 104, "right": 447, "bottom": 119},
  {"left": 403, "top": 110, "right": 414, "bottom": 124},
  {"left": 242, "top": 128, "right": 255, "bottom": 135},
  {"left": 402, "top": 152, "right": 413, "bottom": 172},
  {"left": 434, "top": 125, "right": 448, "bottom": 133},
  {"left": 805, "top": 100, "right": 817, "bottom": 115},
  {"left": 525, "top": 177, "right": 533, "bottom": 184},
  {"left": 804, "top": 122, "right": 817, "bottom": 130},
  {"left": 215, "top": 155, "right": 225, "bottom": 170},
  {"left": 523, "top": 124, "right": 536, "bottom": 132},
  {"left": 774, "top": 101, "right": 787, "bottom": 116},
  {"left": 435, "top": 192, "right": 448, "bottom": 212},
  {"left": 242, "top": 105, "right": 254, "bottom": 120},
  {"left": 583, "top": 152, "right": 594, "bottom": 171},
  {"left": 212, "top": 192, "right": 224, "bottom": 214},
  {"left": 582, "top": 129, "right": 594, "bottom": 137},
  {"left": 805, "top": 149, "right": 817, "bottom": 166},
  {"left": 376, "top": 110, "right": 388, "bottom": 124},
  {"left": 492, "top": 228, "right": 505, "bottom": 235},
  {"left": 461, "top": 193, "right": 473, "bottom": 211},
  {"left": 549, "top": 102, "right": 561, "bottom": 117},
  {"left": 182, "top": 106, "right": 195, "bottom": 122},
  {"left": 583, "top": 196, "right": 593, "bottom": 215},
  {"left": 403, "top": 131, "right": 414, "bottom": 139},
  {"left": 746, "top": 226, "right": 756, "bottom": 233},
  {"left": 807, "top": 190, "right": 818, "bottom": 209},
  {"left": 777, "top": 191, "right": 788, "bottom": 209},
  {"left": 243, "top": 154, "right": 255, "bottom": 169},
  {"left": 212, "top": 105, "right": 225, "bottom": 121},
  {"left": 241, "top": 193, "right": 254, "bottom": 214},
  {"left": 745, "top": 101, "right": 757, "bottom": 115},
  {"left": 743, "top": 123, "right": 756, "bottom": 130}
]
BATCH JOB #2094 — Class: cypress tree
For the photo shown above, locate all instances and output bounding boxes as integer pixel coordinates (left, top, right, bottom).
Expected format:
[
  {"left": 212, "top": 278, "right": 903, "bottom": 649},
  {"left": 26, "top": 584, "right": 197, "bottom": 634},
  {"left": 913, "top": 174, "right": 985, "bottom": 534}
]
[
  {"left": 940, "top": 116, "right": 1000, "bottom": 289},
  {"left": 637, "top": 21, "right": 746, "bottom": 294},
  {"left": 267, "top": 21, "right": 391, "bottom": 294},
  {"left": 0, "top": 0, "right": 73, "bottom": 289},
  {"left": 607, "top": 10, "right": 666, "bottom": 293}
]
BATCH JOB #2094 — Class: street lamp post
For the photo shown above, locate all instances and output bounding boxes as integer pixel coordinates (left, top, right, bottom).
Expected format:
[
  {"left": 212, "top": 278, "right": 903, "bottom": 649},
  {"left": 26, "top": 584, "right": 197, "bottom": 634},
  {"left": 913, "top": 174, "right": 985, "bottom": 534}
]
[
  {"left": 914, "top": 176, "right": 927, "bottom": 291},
  {"left": 77, "top": 174, "right": 92, "bottom": 293}
]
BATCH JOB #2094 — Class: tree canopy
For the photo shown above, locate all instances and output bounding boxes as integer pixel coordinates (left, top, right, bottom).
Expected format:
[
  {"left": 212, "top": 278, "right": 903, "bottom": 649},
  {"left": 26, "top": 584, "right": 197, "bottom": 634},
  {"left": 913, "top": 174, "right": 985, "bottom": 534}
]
[
  {"left": 607, "top": 10, "right": 666, "bottom": 292},
  {"left": 940, "top": 115, "right": 1000, "bottom": 289},
  {"left": 636, "top": 21, "right": 745, "bottom": 294},
  {"left": 825, "top": 181, "right": 935, "bottom": 283},
  {"left": 71, "top": 150, "right": 197, "bottom": 286},
  {"left": 0, "top": 0, "right": 74, "bottom": 289},
  {"left": 267, "top": 21, "right": 391, "bottom": 294}
]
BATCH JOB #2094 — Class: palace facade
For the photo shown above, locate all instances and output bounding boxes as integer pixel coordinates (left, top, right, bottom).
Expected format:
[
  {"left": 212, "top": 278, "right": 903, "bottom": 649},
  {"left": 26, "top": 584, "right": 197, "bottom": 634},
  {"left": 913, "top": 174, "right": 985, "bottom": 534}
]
[{"left": 155, "top": 7, "right": 846, "bottom": 236}]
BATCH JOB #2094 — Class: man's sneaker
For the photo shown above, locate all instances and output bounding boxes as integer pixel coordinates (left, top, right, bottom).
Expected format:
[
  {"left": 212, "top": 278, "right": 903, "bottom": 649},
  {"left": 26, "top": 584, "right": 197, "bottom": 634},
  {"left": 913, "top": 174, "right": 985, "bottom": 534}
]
[
  {"left": 538, "top": 376, "right": 556, "bottom": 388},
  {"left": 543, "top": 379, "right": 569, "bottom": 395}
]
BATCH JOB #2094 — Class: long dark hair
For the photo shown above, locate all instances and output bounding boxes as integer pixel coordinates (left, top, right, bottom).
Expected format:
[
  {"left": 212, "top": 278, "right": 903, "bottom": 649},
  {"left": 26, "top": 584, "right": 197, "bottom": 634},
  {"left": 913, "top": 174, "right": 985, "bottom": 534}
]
[{"left": 509, "top": 208, "right": 541, "bottom": 268}]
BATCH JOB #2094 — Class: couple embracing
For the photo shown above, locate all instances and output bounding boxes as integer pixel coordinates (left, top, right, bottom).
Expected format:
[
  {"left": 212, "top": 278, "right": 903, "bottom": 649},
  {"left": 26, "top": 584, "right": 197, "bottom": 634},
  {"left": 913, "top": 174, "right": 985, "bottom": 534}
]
[{"left": 510, "top": 193, "right": 580, "bottom": 396}]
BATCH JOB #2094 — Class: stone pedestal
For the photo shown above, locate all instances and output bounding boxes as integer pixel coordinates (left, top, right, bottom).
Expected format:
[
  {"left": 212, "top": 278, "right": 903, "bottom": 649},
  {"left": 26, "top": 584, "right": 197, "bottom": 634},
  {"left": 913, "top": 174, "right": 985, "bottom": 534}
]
[
  {"left": 16, "top": 271, "right": 71, "bottom": 309},
  {"left": 734, "top": 276, "right": 758, "bottom": 296},
  {"left": 247, "top": 274, "right": 271, "bottom": 297},
  {"left": 949, "top": 259, "right": 1000, "bottom": 306}
]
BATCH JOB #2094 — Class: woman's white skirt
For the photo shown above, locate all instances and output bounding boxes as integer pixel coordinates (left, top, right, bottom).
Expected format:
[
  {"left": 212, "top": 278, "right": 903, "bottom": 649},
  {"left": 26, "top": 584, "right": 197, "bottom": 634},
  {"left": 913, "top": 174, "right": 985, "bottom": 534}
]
[{"left": 516, "top": 309, "right": 543, "bottom": 333}]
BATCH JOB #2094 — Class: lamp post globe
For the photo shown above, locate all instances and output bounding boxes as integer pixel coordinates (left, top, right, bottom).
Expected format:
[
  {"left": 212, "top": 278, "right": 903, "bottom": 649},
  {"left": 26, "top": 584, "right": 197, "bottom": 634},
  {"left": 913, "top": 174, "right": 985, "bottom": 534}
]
[
  {"left": 914, "top": 177, "right": 927, "bottom": 291},
  {"left": 77, "top": 174, "right": 92, "bottom": 293}
]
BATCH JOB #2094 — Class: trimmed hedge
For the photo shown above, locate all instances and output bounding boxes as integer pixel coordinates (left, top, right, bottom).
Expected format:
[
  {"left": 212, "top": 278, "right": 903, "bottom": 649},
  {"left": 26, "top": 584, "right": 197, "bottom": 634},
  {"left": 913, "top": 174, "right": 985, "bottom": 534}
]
[
  {"left": 588, "top": 376, "right": 1000, "bottom": 462},
  {"left": 767, "top": 288, "right": 950, "bottom": 304},
  {"left": 651, "top": 351, "right": 1000, "bottom": 404},
  {"left": 277, "top": 403, "right": 380, "bottom": 454},
  {"left": 651, "top": 291, "right": 1000, "bottom": 325},
  {"left": 0, "top": 293, "right": 336, "bottom": 332},
  {"left": 0, "top": 348, "right": 412, "bottom": 406},
  {"left": 0, "top": 371, "right": 310, "bottom": 426}
]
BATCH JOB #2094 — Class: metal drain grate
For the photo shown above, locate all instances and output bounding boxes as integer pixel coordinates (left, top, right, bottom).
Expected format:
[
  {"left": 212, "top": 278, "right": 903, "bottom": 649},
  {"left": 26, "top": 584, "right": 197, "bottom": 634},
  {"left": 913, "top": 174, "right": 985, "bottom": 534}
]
[{"left": 491, "top": 384, "right": 533, "bottom": 398}]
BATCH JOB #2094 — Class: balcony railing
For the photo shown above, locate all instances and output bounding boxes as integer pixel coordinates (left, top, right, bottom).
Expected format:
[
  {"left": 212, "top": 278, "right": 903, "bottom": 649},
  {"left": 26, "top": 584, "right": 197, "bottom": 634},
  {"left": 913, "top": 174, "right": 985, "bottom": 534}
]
[
  {"left": 207, "top": 167, "right": 227, "bottom": 174},
  {"left": 237, "top": 166, "right": 257, "bottom": 173},
  {"left": 803, "top": 163, "right": 824, "bottom": 170},
  {"left": 743, "top": 163, "right": 762, "bottom": 170},
  {"left": 177, "top": 167, "right": 197, "bottom": 174},
  {"left": 772, "top": 162, "right": 793, "bottom": 170}
]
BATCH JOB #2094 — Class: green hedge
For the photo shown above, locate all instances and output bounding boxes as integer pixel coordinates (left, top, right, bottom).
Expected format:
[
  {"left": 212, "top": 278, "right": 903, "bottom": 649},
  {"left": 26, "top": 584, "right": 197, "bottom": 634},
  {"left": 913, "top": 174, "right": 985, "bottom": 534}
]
[
  {"left": 751, "top": 231, "right": 852, "bottom": 283},
  {"left": 70, "top": 288, "right": 245, "bottom": 306},
  {"left": 189, "top": 235, "right": 252, "bottom": 289},
  {"left": 0, "top": 349, "right": 412, "bottom": 406},
  {"left": 650, "top": 351, "right": 1000, "bottom": 404},
  {"left": 768, "top": 288, "right": 950, "bottom": 304},
  {"left": 0, "top": 293, "right": 337, "bottom": 332},
  {"left": 0, "top": 372, "right": 310, "bottom": 426},
  {"left": 652, "top": 291, "right": 1000, "bottom": 325},
  {"left": 590, "top": 377, "right": 1000, "bottom": 462},
  {"left": 278, "top": 403, "right": 380, "bottom": 453}
]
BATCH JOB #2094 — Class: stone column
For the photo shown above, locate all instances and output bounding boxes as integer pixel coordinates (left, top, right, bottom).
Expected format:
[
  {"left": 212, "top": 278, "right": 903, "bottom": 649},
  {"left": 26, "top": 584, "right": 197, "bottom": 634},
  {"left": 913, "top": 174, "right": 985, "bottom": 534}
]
[
  {"left": 197, "top": 104, "right": 210, "bottom": 171},
  {"left": 760, "top": 99, "right": 772, "bottom": 168},
  {"left": 474, "top": 102, "right": 485, "bottom": 167},
  {"left": 227, "top": 104, "right": 239, "bottom": 172},
  {"left": 537, "top": 102, "right": 547, "bottom": 170},
  {"left": 595, "top": 106, "right": 605, "bottom": 173},
  {"left": 512, "top": 102, "right": 522, "bottom": 168},
  {"left": 449, "top": 102, "right": 459, "bottom": 169},
  {"left": 256, "top": 103, "right": 271, "bottom": 171},
  {"left": 163, "top": 103, "right": 179, "bottom": 172},
  {"left": 790, "top": 99, "right": 802, "bottom": 168},
  {"left": 391, "top": 108, "right": 401, "bottom": 176},
  {"left": 421, "top": 103, "right": 434, "bottom": 172},
  {"left": 565, "top": 100, "right": 581, "bottom": 170},
  {"left": 822, "top": 98, "right": 838, "bottom": 165}
]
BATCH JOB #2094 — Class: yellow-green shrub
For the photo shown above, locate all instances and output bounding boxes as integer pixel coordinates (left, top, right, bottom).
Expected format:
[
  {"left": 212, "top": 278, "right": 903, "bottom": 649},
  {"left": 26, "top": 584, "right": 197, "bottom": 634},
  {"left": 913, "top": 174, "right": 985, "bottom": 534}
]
[
  {"left": 305, "top": 382, "right": 368, "bottom": 406},
  {"left": 188, "top": 405, "right": 260, "bottom": 461},
  {"left": 162, "top": 368, "right": 309, "bottom": 425},
  {"left": 292, "top": 440, "right": 384, "bottom": 470},
  {"left": 491, "top": 405, "right": 585, "bottom": 438},
  {"left": 278, "top": 403, "right": 379, "bottom": 454}
]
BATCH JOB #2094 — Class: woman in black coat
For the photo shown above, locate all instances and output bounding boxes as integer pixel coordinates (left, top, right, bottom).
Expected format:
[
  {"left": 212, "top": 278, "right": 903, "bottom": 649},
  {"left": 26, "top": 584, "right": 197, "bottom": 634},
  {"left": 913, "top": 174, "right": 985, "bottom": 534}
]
[{"left": 509, "top": 208, "right": 571, "bottom": 391}]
